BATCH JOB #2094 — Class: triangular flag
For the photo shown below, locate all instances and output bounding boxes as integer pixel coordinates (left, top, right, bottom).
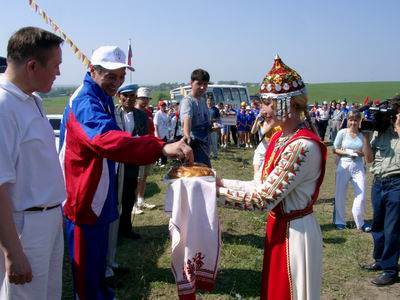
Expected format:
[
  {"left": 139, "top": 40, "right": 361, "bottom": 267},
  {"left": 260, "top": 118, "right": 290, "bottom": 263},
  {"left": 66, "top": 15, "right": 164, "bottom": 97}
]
[
  {"left": 82, "top": 57, "right": 90, "bottom": 67},
  {"left": 42, "top": 12, "right": 48, "bottom": 24}
]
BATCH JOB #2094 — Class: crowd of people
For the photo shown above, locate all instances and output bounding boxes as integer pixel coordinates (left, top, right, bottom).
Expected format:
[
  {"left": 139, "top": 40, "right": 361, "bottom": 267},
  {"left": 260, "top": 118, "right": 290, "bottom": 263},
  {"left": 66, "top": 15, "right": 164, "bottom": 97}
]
[
  {"left": 148, "top": 97, "right": 266, "bottom": 161},
  {"left": 0, "top": 26, "right": 399, "bottom": 300},
  {"left": 308, "top": 98, "right": 380, "bottom": 142}
]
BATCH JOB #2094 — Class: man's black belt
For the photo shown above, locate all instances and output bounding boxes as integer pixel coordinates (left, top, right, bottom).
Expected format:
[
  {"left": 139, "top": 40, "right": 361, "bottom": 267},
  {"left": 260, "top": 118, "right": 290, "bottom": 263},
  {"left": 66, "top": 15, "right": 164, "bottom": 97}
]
[{"left": 24, "top": 204, "right": 60, "bottom": 212}]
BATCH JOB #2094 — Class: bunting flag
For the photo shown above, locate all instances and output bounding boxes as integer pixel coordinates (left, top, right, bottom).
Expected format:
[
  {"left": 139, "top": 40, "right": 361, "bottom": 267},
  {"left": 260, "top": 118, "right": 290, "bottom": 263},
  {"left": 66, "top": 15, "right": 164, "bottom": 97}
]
[{"left": 27, "top": 0, "right": 90, "bottom": 68}]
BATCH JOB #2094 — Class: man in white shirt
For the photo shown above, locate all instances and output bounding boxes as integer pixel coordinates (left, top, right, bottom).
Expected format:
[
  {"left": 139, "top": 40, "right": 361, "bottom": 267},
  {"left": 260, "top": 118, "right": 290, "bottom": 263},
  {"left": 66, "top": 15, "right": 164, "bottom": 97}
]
[
  {"left": 154, "top": 100, "right": 169, "bottom": 165},
  {"left": 0, "top": 27, "right": 65, "bottom": 299},
  {"left": 316, "top": 100, "right": 330, "bottom": 141}
]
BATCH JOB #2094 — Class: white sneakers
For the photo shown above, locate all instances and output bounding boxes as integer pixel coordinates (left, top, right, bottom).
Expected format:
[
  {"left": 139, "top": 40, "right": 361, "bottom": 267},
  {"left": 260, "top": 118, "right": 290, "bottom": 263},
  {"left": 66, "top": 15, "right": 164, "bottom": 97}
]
[
  {"left": 140, "top": 203, "right": 156, "bottom": 209},
  {"left": 132, "top": 207, "right": 144, "bottom": 215},
  {"left": 132, "top": 202, "right": 156, "bottom": 215}
]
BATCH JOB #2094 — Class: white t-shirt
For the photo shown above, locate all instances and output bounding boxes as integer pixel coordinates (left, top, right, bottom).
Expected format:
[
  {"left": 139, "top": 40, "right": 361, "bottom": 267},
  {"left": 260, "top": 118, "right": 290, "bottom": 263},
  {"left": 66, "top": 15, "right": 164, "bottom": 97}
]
[
  {"left": 0, "top": 75, "right": 66, "bottom": 211},
  {"left": 154, "top": 110, "right": 169, "bottom": 139}
]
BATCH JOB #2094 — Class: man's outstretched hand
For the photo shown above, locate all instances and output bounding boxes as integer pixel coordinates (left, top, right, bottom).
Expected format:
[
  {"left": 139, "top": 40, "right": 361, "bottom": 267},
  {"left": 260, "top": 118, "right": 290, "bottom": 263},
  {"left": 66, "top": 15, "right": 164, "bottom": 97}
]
[{"left": 162, "top": 138, "right": 194, "bottom": 164}]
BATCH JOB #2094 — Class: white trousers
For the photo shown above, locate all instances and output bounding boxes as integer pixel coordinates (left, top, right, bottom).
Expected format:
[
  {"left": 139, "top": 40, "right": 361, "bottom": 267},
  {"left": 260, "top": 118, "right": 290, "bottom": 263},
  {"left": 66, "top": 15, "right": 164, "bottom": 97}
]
[
  {"left": 334, "top": 159, "right": 366, "bottom": 229},
  {"left": 0, "top": 207, "right": 64, "bottom": 300}
]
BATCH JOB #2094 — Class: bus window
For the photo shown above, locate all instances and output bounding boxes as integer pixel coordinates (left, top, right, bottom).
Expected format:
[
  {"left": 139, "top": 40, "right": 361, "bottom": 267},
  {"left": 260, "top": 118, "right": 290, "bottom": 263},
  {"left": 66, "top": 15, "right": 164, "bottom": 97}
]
[
  {"left": 223, "top": 88, "right": 233, "bottom": 102},
  {"left": 239, "top": 88, "right": 248, "bottom": 102},
  {"left": 213, "top": 88, "right": 224, "bottom": 103},
  {"left": 231, "top": 88, "right": 241, "bottom": 102}
]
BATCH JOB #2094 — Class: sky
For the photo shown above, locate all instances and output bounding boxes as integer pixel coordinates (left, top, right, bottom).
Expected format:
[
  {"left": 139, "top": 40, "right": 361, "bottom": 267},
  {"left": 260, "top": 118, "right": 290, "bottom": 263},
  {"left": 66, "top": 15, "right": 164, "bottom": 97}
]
[{"left": 1, "top": 0, "right": 400, "bottom": 86}]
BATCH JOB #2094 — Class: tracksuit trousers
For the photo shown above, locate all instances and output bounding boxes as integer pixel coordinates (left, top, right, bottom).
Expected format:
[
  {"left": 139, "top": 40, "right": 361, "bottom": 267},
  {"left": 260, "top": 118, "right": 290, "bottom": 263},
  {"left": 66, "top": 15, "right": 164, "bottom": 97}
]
[
  {"left": 334, "top": 158, "right": 367, "bottom": 229},
  {"left": 65, "top": 219, "right": 114, "bottom": 300}
]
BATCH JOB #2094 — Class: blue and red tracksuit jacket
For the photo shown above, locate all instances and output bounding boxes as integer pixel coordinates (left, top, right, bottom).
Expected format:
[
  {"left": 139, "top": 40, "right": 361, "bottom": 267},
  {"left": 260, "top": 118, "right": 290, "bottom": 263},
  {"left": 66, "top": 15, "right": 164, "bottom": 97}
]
[{"left": 59, "top": 72, "right": 165, "bottom": 225}]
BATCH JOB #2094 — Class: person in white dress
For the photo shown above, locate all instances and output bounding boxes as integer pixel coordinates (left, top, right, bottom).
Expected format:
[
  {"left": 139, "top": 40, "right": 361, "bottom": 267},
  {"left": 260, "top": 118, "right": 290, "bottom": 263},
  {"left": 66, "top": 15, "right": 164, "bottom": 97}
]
[{"left": 217, "top": 55, "right": 327, "bottom": 300}]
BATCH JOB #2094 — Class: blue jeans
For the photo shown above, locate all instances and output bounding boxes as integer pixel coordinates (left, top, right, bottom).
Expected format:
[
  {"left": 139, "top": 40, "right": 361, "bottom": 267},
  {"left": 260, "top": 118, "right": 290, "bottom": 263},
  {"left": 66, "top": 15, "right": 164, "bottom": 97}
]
[{"left": 371, "top": 176, "right": 400, "bottom": 278}]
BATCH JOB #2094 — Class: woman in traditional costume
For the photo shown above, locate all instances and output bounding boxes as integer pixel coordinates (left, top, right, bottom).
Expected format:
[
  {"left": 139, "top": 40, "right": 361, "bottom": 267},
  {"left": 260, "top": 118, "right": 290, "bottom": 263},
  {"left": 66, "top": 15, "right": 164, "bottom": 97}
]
[{"left": 217, "top": 55, "right": 327, "bottom": 300}]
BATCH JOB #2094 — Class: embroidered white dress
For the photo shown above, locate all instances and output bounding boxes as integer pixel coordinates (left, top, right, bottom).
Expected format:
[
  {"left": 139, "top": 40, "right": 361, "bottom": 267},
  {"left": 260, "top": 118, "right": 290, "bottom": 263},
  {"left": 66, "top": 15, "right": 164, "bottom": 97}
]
[{"left": 219, "top": 138, "right": 323, "bottom": 300}]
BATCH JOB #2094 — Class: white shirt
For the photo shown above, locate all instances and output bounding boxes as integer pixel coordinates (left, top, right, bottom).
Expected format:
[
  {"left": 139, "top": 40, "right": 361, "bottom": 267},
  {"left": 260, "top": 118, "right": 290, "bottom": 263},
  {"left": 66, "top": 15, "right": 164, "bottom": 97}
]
[
  {"left": 317, "top": 108, "right": 330, "bottom": 121},
  {"left": 0, "top": 75, "right": 66, "bottom": 211},
  {"left": 154, "top": 110, "right": 169, "bottom": 139},
  {"left": 122, "top": 110, "right": 135, "bottom": 134},
  {"left": 170, "top": 115, "right": 182, "bottom": 139}
]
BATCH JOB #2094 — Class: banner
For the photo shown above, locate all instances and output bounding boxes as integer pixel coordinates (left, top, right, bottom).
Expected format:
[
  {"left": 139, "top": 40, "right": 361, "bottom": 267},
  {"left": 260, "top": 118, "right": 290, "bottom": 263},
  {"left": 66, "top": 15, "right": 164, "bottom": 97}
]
[{"left": 27, "top": 0, "right": 90, "bottom": 67}]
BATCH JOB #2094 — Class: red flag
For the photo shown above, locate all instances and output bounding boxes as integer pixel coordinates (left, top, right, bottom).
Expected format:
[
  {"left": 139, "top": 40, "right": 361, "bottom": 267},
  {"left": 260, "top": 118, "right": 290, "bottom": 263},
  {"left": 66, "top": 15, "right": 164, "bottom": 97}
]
[
  {"left": 363, "top": 96, "right": 370, "bottom": 105},
  {"left": 127, "top": 41, "right": 132, "bottom": 66}
]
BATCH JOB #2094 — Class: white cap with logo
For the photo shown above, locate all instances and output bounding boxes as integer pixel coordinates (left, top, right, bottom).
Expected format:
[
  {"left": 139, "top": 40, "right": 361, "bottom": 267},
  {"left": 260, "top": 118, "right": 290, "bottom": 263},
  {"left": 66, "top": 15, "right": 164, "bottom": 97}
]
[{"left": 91, "top": 46, "right": 134, "bottom": 71}]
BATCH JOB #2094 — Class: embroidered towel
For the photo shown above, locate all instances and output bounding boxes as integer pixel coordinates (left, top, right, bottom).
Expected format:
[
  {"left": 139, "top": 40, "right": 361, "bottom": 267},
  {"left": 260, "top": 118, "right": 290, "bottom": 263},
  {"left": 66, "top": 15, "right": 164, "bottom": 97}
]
[{"left": 165, "top": 177, "right": 220, "bottom": 300}]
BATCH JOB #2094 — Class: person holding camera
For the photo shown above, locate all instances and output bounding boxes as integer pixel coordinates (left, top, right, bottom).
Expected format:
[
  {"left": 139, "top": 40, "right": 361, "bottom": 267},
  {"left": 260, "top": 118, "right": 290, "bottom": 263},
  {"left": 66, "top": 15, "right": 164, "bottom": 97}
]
[{"left": 363, "top": 95, "right": 400, "bottom": 286}]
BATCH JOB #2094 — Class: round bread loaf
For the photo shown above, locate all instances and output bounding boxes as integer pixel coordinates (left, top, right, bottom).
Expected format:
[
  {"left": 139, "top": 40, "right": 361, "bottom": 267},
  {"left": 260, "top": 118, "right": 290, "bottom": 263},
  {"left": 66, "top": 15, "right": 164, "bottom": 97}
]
[{"left": 167, "top": 163, "right": 214, "bottom": 179}]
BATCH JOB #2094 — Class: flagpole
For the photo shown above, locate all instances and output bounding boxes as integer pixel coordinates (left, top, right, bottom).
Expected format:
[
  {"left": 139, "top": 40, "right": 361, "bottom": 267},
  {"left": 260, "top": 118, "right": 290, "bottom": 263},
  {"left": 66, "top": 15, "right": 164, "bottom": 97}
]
[{"left": 129, "top": 38, "right": 132, "bottom": 83}]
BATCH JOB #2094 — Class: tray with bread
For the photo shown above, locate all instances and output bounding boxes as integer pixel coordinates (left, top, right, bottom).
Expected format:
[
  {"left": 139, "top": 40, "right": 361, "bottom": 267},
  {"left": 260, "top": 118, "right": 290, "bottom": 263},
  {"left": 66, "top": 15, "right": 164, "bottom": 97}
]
[{"left": 164, "top": 163, "right": 215, "bottom": 182}]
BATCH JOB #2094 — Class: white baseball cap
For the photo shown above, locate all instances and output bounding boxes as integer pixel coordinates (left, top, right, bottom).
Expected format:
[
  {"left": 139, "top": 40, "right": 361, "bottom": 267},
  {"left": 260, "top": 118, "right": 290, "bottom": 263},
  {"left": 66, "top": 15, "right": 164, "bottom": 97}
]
[
  {"left": 137, "top": 87, "right": 152, "bottom": 99},
  {"left": 91, "top": 46, "right": 134, "bottom": 71}
]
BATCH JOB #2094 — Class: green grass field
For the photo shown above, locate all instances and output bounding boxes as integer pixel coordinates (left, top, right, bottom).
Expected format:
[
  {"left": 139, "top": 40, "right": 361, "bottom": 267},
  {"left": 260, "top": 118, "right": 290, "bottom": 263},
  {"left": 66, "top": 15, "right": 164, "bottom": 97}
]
[
  {"left": 247, "top": 81, "right": 400, "bottom": 104},
  {"left": 47, "top": 81, "right": 400, "bottom": 298},
  {"left": 60, "top": 144, "right": 400, "bottom": 299},
  {"left": 44, "top": 81, "right": 400, "bottom": 114}
]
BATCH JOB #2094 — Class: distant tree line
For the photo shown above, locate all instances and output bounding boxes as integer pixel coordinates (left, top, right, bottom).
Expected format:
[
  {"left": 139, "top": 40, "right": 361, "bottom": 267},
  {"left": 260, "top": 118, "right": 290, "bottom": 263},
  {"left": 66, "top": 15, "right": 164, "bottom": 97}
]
[
  {"left": 42, "top": 82, "right": 260, "bottom": 99},
  {"left": 40, "top": 86, "right": 77, "bottom": 98}
]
